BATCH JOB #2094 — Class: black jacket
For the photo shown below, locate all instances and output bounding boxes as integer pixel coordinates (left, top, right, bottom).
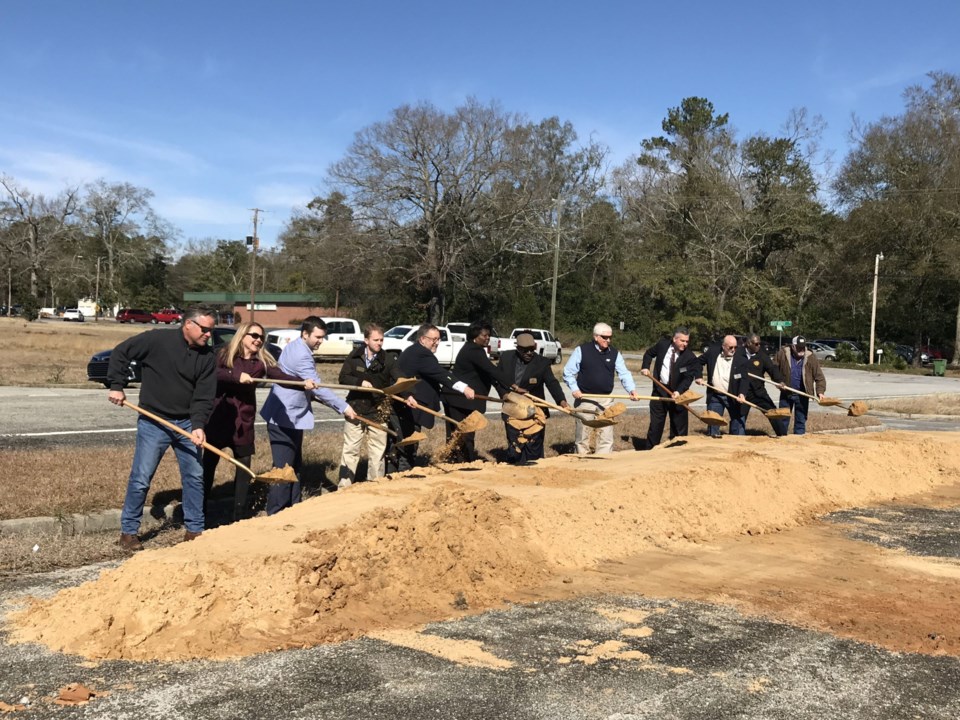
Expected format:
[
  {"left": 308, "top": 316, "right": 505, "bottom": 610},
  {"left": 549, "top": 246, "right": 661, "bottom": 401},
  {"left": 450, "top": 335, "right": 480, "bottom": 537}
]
[
  {"left": 396, "top": 342, "right": 461, "bottom": 429},
  {"left": 442, "top": 342, "right": 512, "bottom": 413},
  {"left": 498, "top": 350, "right": 566, "bottom": 417},
  {"left": 698, "top": 343, "right": 737, "bottom": 401},
  {"left": 338, "top": 346, "right": 399, "bottom": 419},
  {"left": 728, "top": 347, "right": 784, "bottom": 400},
  {"left": 641, "top": 338, "right": 698, "bottom": 398},
  {"left": 108, "top": 329, "right": 216, "bottom": 428}
]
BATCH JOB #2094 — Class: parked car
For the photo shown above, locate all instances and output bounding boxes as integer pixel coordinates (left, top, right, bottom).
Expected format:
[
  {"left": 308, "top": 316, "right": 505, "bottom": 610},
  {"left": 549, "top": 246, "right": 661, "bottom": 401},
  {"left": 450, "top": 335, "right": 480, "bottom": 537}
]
[
  {"left": 117, "top": 308, "right": 156, "bottom": 324},
  {"left": 805, "top": 341, "right": 836, "bottom": 362},
  {"left": 498, "top": 328, "right": 563, "bottom": 365},
  {"left": 266, "top": 317, "right": 362, "bottom": 361},
  {"left": 86, "top": 327, "right": 281, "bottom": 386},
  {"left": 382, "top": 324, "right": 464, "bottom": 366},
  {"left": 62, "top": 308, "right": 85, "bottom": 322},
  {"left": 152, "top": 308, "right": 182, "bottom": 324}
]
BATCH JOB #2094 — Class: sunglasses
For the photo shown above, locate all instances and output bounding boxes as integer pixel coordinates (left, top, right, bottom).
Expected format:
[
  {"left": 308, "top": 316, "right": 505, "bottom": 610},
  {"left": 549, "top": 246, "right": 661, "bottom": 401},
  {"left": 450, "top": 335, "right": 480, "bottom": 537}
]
[
  {"left": 191, "top": 319, "right": 214, "bottom": 334},
  {"left": 597, "top": 335, "right": 612, "bottom": 340},
  {"left": 518, "top": 346, "right": 537, "bottom": 352},
  {"left": 246, "top": 332, "right": 264, "bottom": 341}
]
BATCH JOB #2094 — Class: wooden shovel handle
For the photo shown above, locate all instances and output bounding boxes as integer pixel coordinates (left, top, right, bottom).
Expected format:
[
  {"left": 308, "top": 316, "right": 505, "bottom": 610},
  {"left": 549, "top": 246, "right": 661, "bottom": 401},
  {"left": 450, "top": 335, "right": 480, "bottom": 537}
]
[
  {"left": 121, "top": 401, "right": 256, "bottom": 480},
  {"left": 746, "top": 373, "right": 817, "bottom": 402},
  {"left": 352, "top": 414, "right": 397, "bottom": 438},
  {"left": 257, "top": 378, "right": 384, "bottom": 394},
  {"left": 387, "top": 394, "right": 461, "bottom": 428},
  {"left": 699, "top": 381, "right": 762, "bottom": 411},
  {"left": 579, "top": 393, "right": 670, "bottom": 401}
]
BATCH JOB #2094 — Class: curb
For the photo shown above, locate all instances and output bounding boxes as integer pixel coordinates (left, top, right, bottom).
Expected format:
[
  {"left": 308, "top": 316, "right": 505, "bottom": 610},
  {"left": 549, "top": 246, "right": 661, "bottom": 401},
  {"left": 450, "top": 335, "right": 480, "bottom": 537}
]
[{"left": 0, "top": 503, "right": 182, "bottom": 538}]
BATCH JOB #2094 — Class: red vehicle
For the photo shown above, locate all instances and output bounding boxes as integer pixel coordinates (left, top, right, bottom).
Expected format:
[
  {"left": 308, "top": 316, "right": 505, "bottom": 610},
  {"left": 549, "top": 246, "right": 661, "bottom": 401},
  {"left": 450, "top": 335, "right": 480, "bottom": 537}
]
[
  {"left": 116, "top": 308, "right": 156, "bottom": 324},
  {"left": 152, "top": 308, "right": 183, "bottom": 324}
]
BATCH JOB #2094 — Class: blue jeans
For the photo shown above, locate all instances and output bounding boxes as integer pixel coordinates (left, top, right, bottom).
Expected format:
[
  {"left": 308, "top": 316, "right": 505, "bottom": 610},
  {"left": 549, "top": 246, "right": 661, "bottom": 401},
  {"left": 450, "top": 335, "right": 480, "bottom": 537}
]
[
  {"left": 707, "top": 394, "right": 746, "bottom": 436},
  {"left": 266, "top": 423, "right": 303, "bottom": 515},
  {"left": 779, "top": 393, "right": 809, "bottom": 435},
  {"left": 121, "top": 416, "right": 204, "bottom": 534}
]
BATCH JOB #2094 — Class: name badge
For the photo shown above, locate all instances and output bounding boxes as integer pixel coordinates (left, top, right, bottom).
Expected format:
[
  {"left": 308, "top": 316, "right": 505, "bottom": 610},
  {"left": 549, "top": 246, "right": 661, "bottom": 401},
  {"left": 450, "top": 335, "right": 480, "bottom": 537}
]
[
  {"left": 679, "top": 366, "right": 688, "bottom": 374},
  {"left": 529, "top": 378, "right": 538, "bottom": 384},
  {"left": 733, "top": 373, "right": 742, "bottom": 379}
]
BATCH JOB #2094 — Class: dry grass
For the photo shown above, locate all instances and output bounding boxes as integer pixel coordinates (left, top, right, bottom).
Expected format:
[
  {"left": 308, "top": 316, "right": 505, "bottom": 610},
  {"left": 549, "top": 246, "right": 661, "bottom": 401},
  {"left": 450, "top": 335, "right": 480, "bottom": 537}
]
[
  {"left": 867, "top": 393, "right": 960, "bottom": 415},
  {"left": 0, "top": 318, "right": 146, "bottom": 386}
]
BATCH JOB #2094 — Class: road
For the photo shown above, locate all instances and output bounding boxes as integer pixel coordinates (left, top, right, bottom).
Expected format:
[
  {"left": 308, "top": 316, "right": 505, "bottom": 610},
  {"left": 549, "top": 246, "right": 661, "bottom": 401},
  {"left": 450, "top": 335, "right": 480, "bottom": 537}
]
[{"left": 2, "top": 367, "right": 959, "bottom": 445}]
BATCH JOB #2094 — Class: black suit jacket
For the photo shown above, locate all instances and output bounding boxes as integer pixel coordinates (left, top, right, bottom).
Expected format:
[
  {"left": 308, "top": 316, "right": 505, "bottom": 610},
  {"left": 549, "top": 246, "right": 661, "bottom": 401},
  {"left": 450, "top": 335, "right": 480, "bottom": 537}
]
[
  {"left": 728, "top": 347, "right": 784, "bottom": 400},
  {"left": 396, "top": 343, "right": 460, "bottom": 429},
  {"left": 442, "top": 342, "right": 512, "bottom": 412},
  {"left": 498, "top": 350, "right": 566, "bottom": 417},
  {"left": 641, "top": 338, "right": 698, "bottom": 398},
  {"left": 698, "top": 343, "right": 736, "bottom": 401}
]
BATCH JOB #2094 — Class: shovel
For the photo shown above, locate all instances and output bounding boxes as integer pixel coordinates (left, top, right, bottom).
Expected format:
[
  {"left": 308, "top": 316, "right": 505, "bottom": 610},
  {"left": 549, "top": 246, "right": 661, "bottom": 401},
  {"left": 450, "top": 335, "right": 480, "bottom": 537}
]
[
  {"left": 525, "top": 395, "right": 619, "bottom": 428},
  {"left": 644, "top": 373, "right": 728, "bottom": 427},
  {"left": 747, "top": 373, "right": 869, "bottom": 417},
  {"left": 121, "top": 401, "right": 297, "bottom": 483},
  {"left": 388, "top": 394, "right": 489, "bottom": 433},
  {"left": 256, "top": 377, "right": 420, "bottom": 396},
  {"left": 699, "top": 380, "right": 791, "bottom": 420},
  {"left": 474, "top": 393, "right": 537, "bottom": 420},
  {"left": 351, "top": 414, "right": 424, "bottom": 448}
]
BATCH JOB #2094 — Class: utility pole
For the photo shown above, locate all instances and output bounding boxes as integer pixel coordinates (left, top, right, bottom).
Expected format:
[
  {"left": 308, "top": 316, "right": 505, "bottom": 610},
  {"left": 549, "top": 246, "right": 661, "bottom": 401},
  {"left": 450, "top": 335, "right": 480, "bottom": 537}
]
[
  {"left": 869, "top": 251, "right": 884, "bottom": 365},
  {"left": 247, "top": 208, "right": 262, "bottom": 323},
  {"left": 549, "top": 197, "right": 562, "bottom": 336},
  {"left": 94, "top": 257, "right": 102, "bottom": 321}
]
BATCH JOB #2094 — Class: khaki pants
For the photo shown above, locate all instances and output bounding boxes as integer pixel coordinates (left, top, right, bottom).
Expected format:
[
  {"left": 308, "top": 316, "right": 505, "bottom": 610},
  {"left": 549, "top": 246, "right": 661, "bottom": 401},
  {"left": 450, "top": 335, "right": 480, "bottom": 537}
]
[
  {"left": 339, "top": 419, "right": 388, "bottom": 486},
  {"left": 574, "top": 397, "right": 614, "bottom": 454}
]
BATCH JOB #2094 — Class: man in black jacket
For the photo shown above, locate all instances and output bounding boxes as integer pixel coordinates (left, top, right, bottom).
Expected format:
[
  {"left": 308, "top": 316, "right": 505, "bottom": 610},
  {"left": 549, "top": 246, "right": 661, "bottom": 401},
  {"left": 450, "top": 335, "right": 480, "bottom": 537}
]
[
  {"left": 393, "top": 323, "right": 475, "bottom": 469},
  {"left": 441, "top": 322, "right": 515, "bottom": 462},
  {"left": 728, "top": 333, "right": 787, "bottom": 436},
  {"left": 337, "top": 324, "right": 399, "bottom": 486},
  {"left": 108, "top": 306, "right": 218, "bottom": 551},
  {"left": 499, "top": 332, "right": 569, "bottom": 463},
  {"left": 696, "top": 334, "right": 740, "bottom": 438},
  {"left": 641, "top": 326, "right": 698, "bottom": 446}
]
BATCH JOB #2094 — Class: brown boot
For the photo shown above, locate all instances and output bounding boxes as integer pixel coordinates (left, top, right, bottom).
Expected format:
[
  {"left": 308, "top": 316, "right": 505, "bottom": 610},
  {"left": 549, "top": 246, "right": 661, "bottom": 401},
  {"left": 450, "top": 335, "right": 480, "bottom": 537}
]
[
  {"left": 118, "top": 533, "right": 143, "bottom": 552},
  {"left": 183, "top": 530, "right": 203, "bottom": 542}
]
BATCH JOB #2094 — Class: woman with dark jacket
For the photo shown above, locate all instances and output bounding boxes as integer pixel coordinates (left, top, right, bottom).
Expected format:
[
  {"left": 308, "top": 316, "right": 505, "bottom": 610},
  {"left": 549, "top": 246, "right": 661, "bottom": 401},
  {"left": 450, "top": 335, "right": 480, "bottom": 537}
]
[
  {"left": 202, "top": 321, "right": 314, "bottom": 522},
  {"left": 442, "top": 322, "right": 515, "bottom": 461}
]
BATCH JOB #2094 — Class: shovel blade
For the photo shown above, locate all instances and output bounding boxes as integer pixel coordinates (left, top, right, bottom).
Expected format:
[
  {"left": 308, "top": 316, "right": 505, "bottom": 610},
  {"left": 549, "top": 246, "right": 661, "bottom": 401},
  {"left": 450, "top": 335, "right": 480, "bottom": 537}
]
[
  {"left": 458, "top": 411, "right": 489, "bottom": 434},
  {"left": 394, "top": 431, "right": 427, "bottom": 448},
  {"left": 817, "top": 397, "right": 843, "bottom": 407},
  {"left": 765, "top": 408, "right": 793, "bottom": 419},
  {"left": 674, "top": 389, "right": 703, "bottom": 406},
  {"left": 256, "top": 464, "right": 298, "bottom": 484},
  {"left": 698, "top": 410, "right": 729, "bottom": 427},
  {"left": 383, "top": 377, "right": 419, "bottom": 395},
  {"left": 847, "top": 400, "right": 869, "bottom": 417}
]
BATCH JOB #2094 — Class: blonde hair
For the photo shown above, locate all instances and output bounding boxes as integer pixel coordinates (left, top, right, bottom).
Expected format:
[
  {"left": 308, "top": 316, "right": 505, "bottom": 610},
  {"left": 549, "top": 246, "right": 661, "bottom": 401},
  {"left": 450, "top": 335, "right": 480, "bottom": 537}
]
[{"left": 220, "top": 322, "right": 278, "bottom": 370}]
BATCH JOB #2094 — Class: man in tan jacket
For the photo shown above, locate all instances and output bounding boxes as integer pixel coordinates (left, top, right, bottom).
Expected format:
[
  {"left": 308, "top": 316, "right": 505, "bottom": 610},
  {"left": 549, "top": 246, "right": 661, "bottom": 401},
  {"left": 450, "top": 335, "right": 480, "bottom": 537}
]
[{"left": 774, "top": 336, "right": 826, "bottom": 435}]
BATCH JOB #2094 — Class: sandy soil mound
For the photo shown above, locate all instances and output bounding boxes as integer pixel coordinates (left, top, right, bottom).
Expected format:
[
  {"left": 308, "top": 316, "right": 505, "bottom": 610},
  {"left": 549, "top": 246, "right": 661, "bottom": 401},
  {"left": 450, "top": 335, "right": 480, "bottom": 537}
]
[{"left": 9, "top": 431, "right": 960, "bottom": 661}]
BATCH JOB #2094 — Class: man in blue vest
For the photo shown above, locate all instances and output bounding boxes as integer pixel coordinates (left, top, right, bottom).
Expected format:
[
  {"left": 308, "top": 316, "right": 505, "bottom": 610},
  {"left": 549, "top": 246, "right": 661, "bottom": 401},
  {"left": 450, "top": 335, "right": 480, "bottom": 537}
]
[{"left": 562, "top": 322, "right": 640, "bottom": 454}]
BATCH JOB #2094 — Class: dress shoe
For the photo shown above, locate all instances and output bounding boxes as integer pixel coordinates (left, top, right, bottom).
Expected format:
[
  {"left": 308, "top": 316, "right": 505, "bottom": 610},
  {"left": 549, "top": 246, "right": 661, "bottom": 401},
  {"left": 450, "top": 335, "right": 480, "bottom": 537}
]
[
  {"left": 118, "top": 533, "right": 143, "bottom": 552},
  {"left": 183, "top": 530, "right": 203, "bottom": 542}
]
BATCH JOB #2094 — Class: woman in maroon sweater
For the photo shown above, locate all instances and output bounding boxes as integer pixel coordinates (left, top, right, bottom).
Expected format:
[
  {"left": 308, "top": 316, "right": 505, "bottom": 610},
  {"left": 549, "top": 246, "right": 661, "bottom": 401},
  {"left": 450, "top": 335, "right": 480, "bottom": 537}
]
[{"left": 202, "top": 321, "right": 314, "bottom": 522}]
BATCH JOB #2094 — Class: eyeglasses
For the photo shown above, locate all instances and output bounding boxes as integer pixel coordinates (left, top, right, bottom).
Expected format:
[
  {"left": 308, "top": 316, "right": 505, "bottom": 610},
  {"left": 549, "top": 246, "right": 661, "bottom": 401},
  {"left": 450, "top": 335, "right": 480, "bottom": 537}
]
[
  {"left": 191, "top": 319, "right": 214, "bottom": 334},
  {"left": 246, "top": 332, "right": 264, "bottom": 341},
  {"left": 518, "top": 346, "right": 537, "bottom": 352},
  {"left": 425, "top": 335, "right": 441, "bottom": 344},
  {"left": 597, "top": 335, "right": 612, "bottom": 341}
]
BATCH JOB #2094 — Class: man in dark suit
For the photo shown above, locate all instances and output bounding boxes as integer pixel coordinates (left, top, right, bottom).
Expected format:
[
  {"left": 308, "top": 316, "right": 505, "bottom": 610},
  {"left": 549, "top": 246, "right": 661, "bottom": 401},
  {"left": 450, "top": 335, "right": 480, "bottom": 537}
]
[
  {"left": 499, "top": 332, "right": 569, "bottom": 463},
  {"left": 392, "top": 323, "right": 475, "bottom": 470},
  {"left": 442, "top": 322, "right": 515, "bottom": 461},
  {"left": 641, "top": 326, "right": 698, "bottom": 446},
  {"left": 696, "top": 334, "right": 740, "bottom": 438},
  {"left": 727, "top": 332, "right": 786, "bottom": 436}
]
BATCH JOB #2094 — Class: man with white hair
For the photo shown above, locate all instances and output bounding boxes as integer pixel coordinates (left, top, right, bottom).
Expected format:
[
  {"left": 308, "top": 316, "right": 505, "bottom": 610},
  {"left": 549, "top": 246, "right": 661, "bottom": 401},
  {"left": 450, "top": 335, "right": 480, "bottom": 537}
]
[{"left": 562, "top": 322, "right": 640, "bottom": 454}]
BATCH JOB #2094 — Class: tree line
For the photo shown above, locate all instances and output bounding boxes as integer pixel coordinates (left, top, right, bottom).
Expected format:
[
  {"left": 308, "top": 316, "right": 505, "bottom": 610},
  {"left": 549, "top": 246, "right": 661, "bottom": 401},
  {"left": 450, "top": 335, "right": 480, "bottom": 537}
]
[{"left": 3, "top": 72, "right": 959, "bottom": 363}]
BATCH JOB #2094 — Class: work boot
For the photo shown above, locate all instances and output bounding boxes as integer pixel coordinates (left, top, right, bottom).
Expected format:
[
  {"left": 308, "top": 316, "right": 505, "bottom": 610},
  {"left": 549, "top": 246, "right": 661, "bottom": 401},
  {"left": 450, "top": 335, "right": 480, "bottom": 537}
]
[
  {"left": 118, "top": 533, "right": 143, "bottom": 552},
  {"left": 183, "top": 530, "right": 203, "bottom": 542}
]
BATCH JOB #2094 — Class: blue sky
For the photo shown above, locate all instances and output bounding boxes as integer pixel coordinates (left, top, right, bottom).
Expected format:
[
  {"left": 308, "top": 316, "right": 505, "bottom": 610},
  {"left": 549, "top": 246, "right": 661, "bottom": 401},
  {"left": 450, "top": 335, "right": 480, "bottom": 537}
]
[{"left": 2, "top": 1, "right": 957, "bottom": 251}]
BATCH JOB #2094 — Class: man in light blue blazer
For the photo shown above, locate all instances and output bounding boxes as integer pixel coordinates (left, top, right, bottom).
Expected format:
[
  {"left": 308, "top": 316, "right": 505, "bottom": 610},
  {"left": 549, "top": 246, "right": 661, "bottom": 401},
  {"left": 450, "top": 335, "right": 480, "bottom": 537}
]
[{"left": 260, "top": 316, "right": 357, "bottom": 514}]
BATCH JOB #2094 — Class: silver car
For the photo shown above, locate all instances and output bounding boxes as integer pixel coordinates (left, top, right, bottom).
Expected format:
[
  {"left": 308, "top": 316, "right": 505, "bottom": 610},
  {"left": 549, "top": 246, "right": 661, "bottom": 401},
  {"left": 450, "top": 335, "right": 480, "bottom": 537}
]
[{"left": 806, "top": 341, "right": 836, "bottom": 362}]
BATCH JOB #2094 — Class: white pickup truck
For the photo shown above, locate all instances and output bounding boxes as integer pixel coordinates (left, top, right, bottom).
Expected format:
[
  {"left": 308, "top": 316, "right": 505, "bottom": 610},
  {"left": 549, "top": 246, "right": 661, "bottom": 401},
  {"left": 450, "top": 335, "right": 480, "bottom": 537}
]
[
  {"left": 266, "top": 317, "right": 363, "bottom": 361},
  {"left": 382, "top": 325, "right": 466, "bottom": 367},
  {"left": 497, "top": 328, "right": 563, "bottom": 365}
]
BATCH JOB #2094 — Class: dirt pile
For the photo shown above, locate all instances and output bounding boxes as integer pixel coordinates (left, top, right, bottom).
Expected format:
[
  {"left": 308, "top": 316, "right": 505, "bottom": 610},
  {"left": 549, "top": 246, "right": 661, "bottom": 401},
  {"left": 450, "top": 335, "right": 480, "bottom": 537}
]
[{"left": 9, "top": 431, "right": 960, "bottom": 661}]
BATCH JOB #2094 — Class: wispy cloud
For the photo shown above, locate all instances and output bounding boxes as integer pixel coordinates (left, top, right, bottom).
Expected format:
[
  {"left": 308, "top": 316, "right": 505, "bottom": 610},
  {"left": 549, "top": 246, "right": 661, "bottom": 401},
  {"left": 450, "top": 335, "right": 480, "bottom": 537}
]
[
  {"left": 0, "top": 147, "right": 121, "bottom": 195},
  {"left": 154, "top": 195, "right": 251, "bottom": 227}
]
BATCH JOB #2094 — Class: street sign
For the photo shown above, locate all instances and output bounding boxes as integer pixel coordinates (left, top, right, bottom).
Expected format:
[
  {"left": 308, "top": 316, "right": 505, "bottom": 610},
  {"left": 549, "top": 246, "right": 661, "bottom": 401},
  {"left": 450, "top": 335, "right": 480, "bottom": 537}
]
[{"left": 769, "top": 320, "right": 792, "bottom": 329}]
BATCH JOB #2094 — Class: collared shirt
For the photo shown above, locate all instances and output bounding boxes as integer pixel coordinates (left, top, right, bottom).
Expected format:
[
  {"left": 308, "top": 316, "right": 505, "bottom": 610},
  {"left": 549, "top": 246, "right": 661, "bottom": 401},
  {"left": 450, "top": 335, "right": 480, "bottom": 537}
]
[
  {"left": 715, "top": 354, "right": 734, "bottom": 393},
  {"left": 659, "top": 346, "right": 678, "bottom": 385},
  {"left": 562, "top": 343, "right": 636, "bottom": 394}
]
